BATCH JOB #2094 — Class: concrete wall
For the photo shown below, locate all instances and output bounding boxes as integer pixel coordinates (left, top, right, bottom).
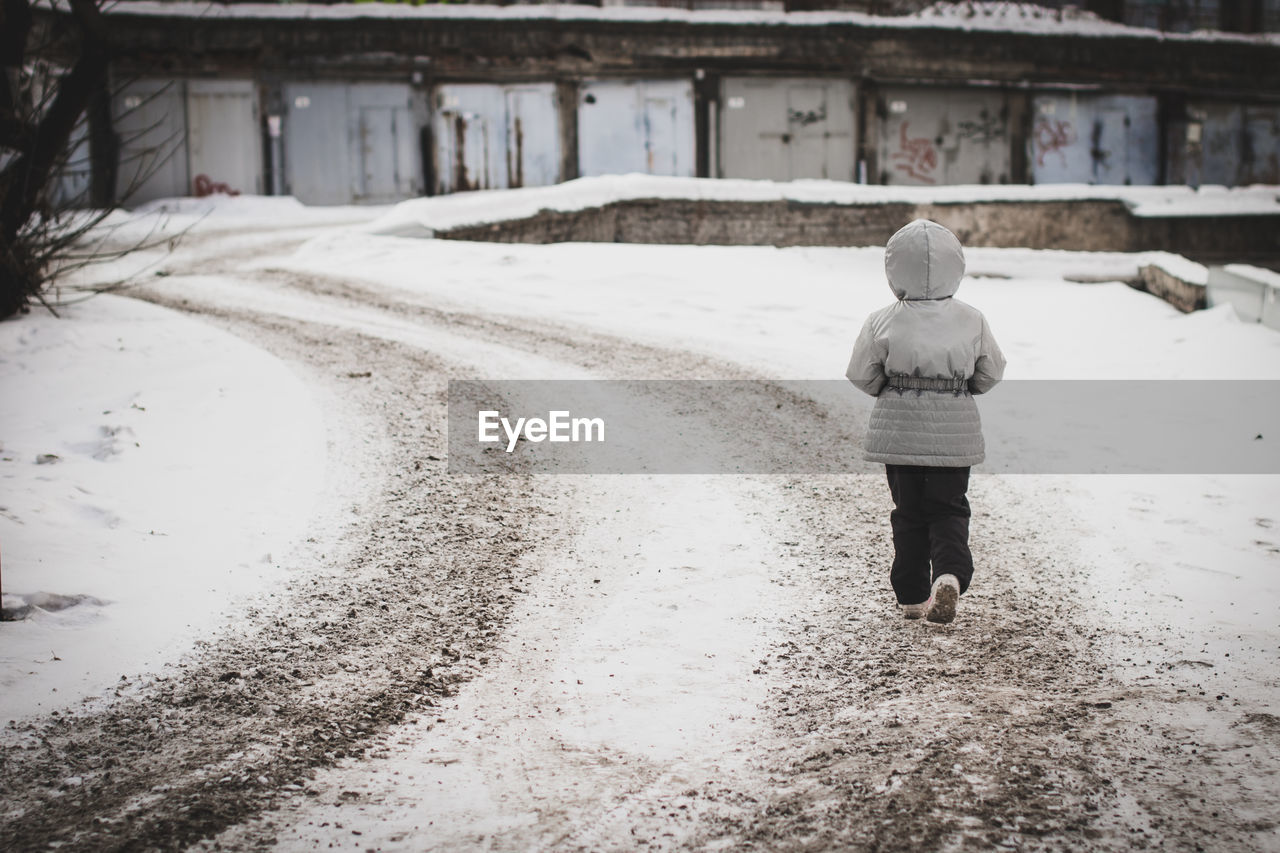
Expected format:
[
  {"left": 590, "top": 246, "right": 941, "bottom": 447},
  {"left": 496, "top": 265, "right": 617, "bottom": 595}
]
[
  {"left": 434, "top": 198, "right": 1280, "bottom": 261},
  {"left": 1139, "top": 264, "right": 1206, "bottom": 313}
]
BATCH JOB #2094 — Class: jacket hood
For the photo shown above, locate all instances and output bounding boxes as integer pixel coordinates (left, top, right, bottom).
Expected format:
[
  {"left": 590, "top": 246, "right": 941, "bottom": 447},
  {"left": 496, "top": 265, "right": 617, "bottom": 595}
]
[{"left": 884, "top": 219, "right": 966, "bottom": 300}]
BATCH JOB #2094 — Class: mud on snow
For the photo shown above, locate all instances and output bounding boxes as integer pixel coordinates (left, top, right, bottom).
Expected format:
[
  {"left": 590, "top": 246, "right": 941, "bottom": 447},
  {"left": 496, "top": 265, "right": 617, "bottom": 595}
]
[{"left": 2, "top": 238, "right": 1277, "bottom": 852}]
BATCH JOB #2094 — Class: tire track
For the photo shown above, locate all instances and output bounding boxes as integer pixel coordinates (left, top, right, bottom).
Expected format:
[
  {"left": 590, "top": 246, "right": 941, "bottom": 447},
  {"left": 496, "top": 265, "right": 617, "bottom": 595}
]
[{"left": 4, "top": 230, "right": 1242, "bottom": 852}]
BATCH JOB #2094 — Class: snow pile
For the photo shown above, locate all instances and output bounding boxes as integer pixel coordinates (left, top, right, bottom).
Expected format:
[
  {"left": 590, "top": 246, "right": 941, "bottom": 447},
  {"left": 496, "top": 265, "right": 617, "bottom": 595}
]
[
  {"left": 363, "top": 175, "right": 1280, "bottom": 239},
  {"left": 0, "top": 296, "right": 326, "bottom": 719}
]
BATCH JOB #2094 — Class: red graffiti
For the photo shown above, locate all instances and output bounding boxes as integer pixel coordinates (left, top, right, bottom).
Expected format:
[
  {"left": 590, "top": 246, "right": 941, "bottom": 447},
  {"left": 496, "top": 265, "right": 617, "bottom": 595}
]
[
  {"left": 890, "top": 121, "right": 937, "bottom": 184},
  {"left": 1034, "top": 119, "right": 1077, "bottom": 167},
  {"left": 193, "top": 173, "right": 241, "bottom": 197}
]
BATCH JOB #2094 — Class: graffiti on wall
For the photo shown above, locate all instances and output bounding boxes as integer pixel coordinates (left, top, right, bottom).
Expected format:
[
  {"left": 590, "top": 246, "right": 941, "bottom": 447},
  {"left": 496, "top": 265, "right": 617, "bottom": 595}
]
[
  {"left": 890, "top": 122, "right": 938, "bottom": 183},
  {"left": 956, "top": 112, "right": 1006, "bottom": 145},
  {"left": 193, "top": 174, "right": 241, "bottom": 197},
  {"left": 787, "top": 105, "right": 828, "bottom": 127},
  {"left": 1034, "top": 119, "right": 1077, "bottom": 167}
]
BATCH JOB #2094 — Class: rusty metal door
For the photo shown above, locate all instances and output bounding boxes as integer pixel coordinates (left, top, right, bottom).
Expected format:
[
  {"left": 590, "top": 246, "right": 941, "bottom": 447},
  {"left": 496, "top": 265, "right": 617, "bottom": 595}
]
[
  {"left": 719, "top": 77, "right": 856, "bottom": 181},
  {"left": 578, "top": 79, "right": 695, "bottom": 178},
  {"left": 113, "top": 78, "right": 189, "bottom": 205},
  {"left": 187, "top": 79, "right": 262, "bottom": 196},
  {"left": 434, "top": 85, "right": 500, "bottom": 193},
  {"left": 878, "top": 88, "right": 1010, "bottom": 185},
  {"left": 432, "top": 83, "right": 559, "bottom": 194},
  {"left": 1031, "top": 94, "right": 1158, "bottom": 185},
  {"left": 506, "top": 86, "right": 560, "bottom": 190}
]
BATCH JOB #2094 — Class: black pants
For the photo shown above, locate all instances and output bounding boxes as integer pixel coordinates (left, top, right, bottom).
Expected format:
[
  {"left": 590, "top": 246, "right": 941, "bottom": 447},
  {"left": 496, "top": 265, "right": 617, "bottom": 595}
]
[{"left": 884, "top": 464, "right": 974, "bottom": 605}]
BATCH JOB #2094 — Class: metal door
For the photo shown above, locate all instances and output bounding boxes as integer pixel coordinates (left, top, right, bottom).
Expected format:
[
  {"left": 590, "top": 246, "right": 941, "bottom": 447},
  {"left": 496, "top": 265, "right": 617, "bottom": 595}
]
[
  {"left": 643, "top": 93, "right": 678, "bottom": 175},
  {"left": 284, "top": 82, "right": 420, "bottom": 204},
  {"left": 283, "top": 82, "right": 352, "bottom": 205},
  {"left": 719, "top": 77, "right": 857, "bottom": 182},
  {"left": 187, "top": 79, "right": 262, "bottom": 196},
  {"left": 358, "top": 106, "right": 397, "bottom": 199},
  {"left": 113, "top": 78, "right": 189, "bottom": 205},
  {"left": 1091, "top": 108, "right": 1130, "bottom": 184},
  {"left": 434, "top": 85, "right": 499, "bottom": 193},
  {"left": 432, "top": 83, "right": 559, "bottom": 194},
  {"left": 1171, "top": 103, "right": 1242, "bottom": 187},
  {"left": 578, "top": 79, "right": 695, "bottom": 178},
  {"left": 1031, "top": 94, "right": 1158, "bottom": 185},
  {"left": 506, "top": 87, "right": 559, "bottom": 190},
  {"left": 349, "top": 85, "right": 418, "bottom": 203},
  {"left": 1242, "top": 106, "right": 1280, "bottom": 185},
  {"left": 878, "top": 88, "right": 1010, "bottom": 186}
]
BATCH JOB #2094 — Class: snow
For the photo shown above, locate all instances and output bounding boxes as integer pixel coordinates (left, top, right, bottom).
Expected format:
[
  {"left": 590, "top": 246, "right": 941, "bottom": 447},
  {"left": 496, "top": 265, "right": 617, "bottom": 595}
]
[
  {"left": 6, "top": 185, "right": 1280, "bottom": 735},
  {"left": 271, "top": 209, "right": 1280, "bottom": 713},
  {"left": 362, "top": 175, "right": 1280, "bottom": 238},
  {"left": 1223, "top": 263, "right": 1280, "bottom": 290},
  {"left": 99, "top": 193, "right": 388, "bottom": 235},
  {"left": 64, "top": 0, "right": 1280, "bottom": 43},
  {"left": 0, "top": 294, "right": 327, "bottom": 720}
]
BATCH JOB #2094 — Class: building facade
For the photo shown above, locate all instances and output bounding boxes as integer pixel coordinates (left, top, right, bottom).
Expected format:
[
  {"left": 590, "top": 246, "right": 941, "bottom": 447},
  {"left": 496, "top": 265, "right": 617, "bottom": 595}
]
[{"left": 38, "top": 3, "right": 1280, "bottom": 206}]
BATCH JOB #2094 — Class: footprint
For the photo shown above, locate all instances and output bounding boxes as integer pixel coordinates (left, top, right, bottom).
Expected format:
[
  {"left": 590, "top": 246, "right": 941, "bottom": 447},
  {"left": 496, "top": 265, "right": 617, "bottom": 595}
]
[{"left": 70, "top": 425, "right": 137, "bottom": 461}]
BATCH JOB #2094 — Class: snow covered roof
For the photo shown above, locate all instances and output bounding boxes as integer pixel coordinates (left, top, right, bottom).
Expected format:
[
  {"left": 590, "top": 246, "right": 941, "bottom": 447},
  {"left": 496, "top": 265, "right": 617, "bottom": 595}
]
[{"left": 55, "top": 0, "right": 1280, "bottom": 44}]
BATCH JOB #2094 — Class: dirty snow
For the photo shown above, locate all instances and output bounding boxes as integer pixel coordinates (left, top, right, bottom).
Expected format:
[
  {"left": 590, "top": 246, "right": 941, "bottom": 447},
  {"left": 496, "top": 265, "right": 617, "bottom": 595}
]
[{"left": 2, "top": 189, "right": 1279, "bottom": 850}]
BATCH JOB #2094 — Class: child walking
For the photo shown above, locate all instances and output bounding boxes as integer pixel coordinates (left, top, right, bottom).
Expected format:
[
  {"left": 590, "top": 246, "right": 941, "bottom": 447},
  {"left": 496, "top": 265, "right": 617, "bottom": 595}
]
[{"left": 846, "top": 219, "right": 1006, "bottom": 624}]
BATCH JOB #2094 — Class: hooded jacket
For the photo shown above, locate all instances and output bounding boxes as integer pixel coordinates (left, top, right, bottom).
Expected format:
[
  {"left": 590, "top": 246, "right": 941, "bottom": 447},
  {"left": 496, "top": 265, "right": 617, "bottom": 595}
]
[{"left": 846, "top": 219, "right": 1006, "bottom": 466}]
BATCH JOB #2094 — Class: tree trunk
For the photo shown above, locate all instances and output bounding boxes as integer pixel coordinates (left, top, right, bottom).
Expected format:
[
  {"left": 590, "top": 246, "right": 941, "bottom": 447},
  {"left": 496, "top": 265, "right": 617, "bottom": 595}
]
[
  {"left": 0, "top": 0, "right": 109, "bottom": 319},
  {"left": 88, "top": 73, "right": 118, "bottom": 209}
]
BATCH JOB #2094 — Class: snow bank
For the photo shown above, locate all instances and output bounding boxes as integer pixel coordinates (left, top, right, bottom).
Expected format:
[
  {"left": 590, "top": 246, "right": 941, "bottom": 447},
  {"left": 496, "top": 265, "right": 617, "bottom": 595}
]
[
  {"left": 109, "top": 193, "right": 388, "bottom": 233},
  {"left": 0, "top": 296, "right": 326, "bottom": 719},
  {"left": 71, "top": 0, "right": 1280, "bottom": 43},
  {"left": 363, "top": 175, "right": 1280, "bottom": 238}
]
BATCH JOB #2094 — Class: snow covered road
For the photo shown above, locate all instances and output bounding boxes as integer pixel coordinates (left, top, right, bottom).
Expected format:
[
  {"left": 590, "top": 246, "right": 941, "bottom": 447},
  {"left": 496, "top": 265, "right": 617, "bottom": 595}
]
[{"left": 3, "top": 198, "right": 1279, "bottom": 852}]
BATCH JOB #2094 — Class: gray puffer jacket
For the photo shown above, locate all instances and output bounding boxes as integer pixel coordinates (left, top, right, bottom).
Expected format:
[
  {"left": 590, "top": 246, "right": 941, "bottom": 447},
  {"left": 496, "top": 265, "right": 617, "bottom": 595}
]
[{"left": 846, "top": 219, "right": 1006, "bottom": 467}]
